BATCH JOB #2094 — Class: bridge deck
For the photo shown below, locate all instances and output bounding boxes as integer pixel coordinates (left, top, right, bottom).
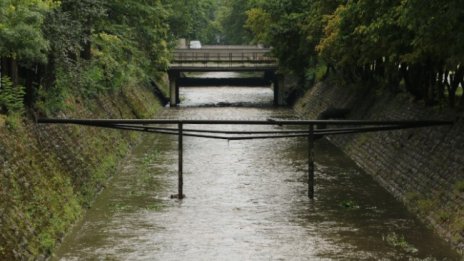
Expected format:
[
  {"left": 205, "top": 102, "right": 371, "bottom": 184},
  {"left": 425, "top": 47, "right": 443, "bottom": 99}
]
[
  {"left": 170, "top": 47, "right": 278, "bottom": 71},
  {"left": 169, "top": 64, "right": 278, "bottom": 72}
]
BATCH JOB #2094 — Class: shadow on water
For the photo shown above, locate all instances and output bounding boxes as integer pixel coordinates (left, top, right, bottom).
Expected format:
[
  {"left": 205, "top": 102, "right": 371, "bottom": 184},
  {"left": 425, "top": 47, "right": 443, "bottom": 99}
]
[{"left": 53, "top": 72, "right": 461, "bottom": 260}]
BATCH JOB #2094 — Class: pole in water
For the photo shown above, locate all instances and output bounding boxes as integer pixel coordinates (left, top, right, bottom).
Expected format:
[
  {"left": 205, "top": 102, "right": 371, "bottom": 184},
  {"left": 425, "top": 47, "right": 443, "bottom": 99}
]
[
  {"left": 308, "top": 124, "right": 315, "bottom": 199},
  {"left": 177, "top": 123, "right": 184, "bottom": 199}
]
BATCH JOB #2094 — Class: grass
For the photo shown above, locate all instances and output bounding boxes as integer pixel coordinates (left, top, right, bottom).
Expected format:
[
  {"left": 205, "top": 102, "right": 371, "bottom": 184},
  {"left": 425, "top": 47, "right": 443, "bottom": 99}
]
[
  {"left": 383, "top": 232, "right": 418, "bottom": 254},
  {"left": 141, "top": 150, "right": 160, "bottom": 168},
  {"left": 416, "top": 199, "right": 435, "bottom": 214},
  {"left": 456, "top": 86, "right": 463, "bottom": 97},
  {"left": 453, "top": 180, "right": 464, "bottom": 193},
  {"left": 339, "top": 200, "right": 360, "bottom": 210}
]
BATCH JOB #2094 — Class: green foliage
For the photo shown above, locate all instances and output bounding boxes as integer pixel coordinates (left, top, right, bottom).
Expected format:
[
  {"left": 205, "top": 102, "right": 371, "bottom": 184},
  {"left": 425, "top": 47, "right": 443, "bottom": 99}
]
[
  {"left": 217, "top": 0, "right": 254, "bottom": 44},
  {"left": 164, "top": 0, "right": 220, "bottom": 44},
  {"left": 0, "top": 1, "right": 170, "bottom": 259},
  {"left": 35, "top": 66, "right": 76, "bottom": 115},
  {"left": 453, "top": 180, "right": 464, "bottom": 193},
  {"left": 0, "top": 125, "right": 83, "bottom": 259},
  {"left": 240, "top": 0, "right": 464, "bottom": 107},
  {"left": 141, "top": 150, "right": 160, "bottom": 169},
  {"left": 417, "top": 199, "right": 435, "bottom": 214},
  {"left": 245, "top": 0, "right": 341, "bottom": 77},
  {"left": 383, "top": 232, "right": 418, "bottom": 254},
  {"left": 5, "top": 112, "right": 23, "bottom": 130},
  {"left": 339, "top": 199, "right": 360, "bottom": 210},
  {"left": 245, "top": 8, "right": 271, "bottom": 44},
  {"left": 0, "top": 76, "right": 25, "bottom": 114},
  {"left": 31, "top": 0, "right": 173, "bottom": 116},
  {"left": 0, "top": 0, "right": 55, "bottom": 63}
]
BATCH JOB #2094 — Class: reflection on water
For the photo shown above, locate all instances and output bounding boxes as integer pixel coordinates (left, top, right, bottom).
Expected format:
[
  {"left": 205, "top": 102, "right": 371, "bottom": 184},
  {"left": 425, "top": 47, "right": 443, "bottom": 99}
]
[{"left": 53, "top": 73, "right": 460, "bottom": 260}]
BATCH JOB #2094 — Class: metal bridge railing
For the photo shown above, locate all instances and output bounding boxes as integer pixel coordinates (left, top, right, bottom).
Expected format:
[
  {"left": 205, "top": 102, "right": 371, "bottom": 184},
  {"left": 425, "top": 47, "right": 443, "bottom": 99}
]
[{"left": 172, "top": 49, "right": 277, "bottom": 64}]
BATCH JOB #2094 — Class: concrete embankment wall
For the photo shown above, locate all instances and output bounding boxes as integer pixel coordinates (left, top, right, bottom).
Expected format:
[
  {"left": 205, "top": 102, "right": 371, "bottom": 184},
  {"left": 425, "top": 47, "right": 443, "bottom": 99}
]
[
  {"left": 294, "top": 81, "right": 464, "bottom": 254},
  {"left": 0, "top": 83, "right": 164, "bottom": 260}
]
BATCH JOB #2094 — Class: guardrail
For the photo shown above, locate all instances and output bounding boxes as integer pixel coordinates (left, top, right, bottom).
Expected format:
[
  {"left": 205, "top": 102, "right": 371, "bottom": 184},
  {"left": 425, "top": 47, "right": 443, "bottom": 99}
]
[{"left": 172, "top": 48, "right": 277, "bottom": 64}]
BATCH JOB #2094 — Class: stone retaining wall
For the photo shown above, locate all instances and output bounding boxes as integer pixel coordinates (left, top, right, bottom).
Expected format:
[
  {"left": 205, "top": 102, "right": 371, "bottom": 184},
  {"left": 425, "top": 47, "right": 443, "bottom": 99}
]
[
  {"left": 0, "top": 84, "right": 162, "bottom": 260},
  {"left": 294, "top": 81, "right": 464, "bottom": 254}
]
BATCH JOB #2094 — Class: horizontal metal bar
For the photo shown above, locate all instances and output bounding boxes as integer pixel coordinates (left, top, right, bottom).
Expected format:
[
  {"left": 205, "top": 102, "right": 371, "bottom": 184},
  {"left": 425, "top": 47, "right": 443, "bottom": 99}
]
[
  {"left": 226, "top": 124, "right": 442, "bottom": 140},
  {"left": 38, "top": 118, "right": 454, "bottom": 127},
  {"left": 113, "top": 125, "right": 425, "bottom": 135},
  {"left": 68, "top": 122, "right": 450, "bottom": 142},
  {"left": 316, "top": 124, "right": 425, "bottom": 135},
  {"left": 110, "top": 124, "right": 310, "bottom": 135},
  {"left": 74, "top": 122, "right": 232, "bottom": 140},
  {"left": 109, "top": 124, "right": 315, "bottom": 140}
]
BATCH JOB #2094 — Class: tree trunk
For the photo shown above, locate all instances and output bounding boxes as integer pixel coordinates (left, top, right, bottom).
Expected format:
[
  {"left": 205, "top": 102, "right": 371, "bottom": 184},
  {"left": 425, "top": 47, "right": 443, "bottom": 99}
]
[
  {"left": 402, "top": 64, "right": 424, "bottom": 99},
  {"left": 82, "top": 40, "right": 92, "bottom": 60},
  {"left": 25, "top": 67, "right": 36, "bottom": 107},
  {"left": 451, "top": 65, "right": 464, "bottom": 108},
  {"left": 10, "top": 58, "right": 19, "bottom": 86},
  {"left": 460, "top": 87, "right": 464, "bottom": 108},
  {"left": 0, "top": 58, "right": 4, "bottom": 85},
  {"left": 81, "top": 28, "right": 92, "bottom": 60},
  {"left": 41, "top": 54, "right": 56, "bottom": 89},
  {"left": 386, "top": 62, "right": 400, "bottom": 93},
  {"left": 423, "top": 61, "right": 435, "bottom": 106},
  {"left": 1, "top": 57, "right": 10, "bottom": 80}
]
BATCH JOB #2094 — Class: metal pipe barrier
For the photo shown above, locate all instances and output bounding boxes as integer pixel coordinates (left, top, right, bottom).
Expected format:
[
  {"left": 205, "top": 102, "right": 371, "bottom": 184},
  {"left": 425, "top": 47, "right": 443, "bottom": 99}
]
[{"left": 38, "top": 118, "right": 453, "bottom": 199}]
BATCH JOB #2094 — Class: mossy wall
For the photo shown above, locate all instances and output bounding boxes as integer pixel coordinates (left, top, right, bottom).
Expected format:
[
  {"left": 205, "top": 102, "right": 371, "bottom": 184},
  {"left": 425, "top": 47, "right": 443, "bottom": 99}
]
[
  {"left": 0, "top": 82, "right": 165, "bottom": 260},
  {"left": 295, "top": 81, "right": 464, "bottom": 254}
]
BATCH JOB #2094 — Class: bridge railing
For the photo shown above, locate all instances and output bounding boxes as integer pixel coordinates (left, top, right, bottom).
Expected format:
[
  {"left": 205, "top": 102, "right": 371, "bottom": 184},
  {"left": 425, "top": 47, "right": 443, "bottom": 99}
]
[{"left": 172, "top": 48, "right": 277, "bottom": 64}]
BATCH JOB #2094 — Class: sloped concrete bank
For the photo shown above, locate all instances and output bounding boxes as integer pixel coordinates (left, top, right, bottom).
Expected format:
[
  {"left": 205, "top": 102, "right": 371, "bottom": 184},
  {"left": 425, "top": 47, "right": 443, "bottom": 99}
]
[
  {"left": 0, "top": 83, "right": 165, "bottom": 260},
  {"left": 294, "top": 81, "right": 464, "bottom": 254}
]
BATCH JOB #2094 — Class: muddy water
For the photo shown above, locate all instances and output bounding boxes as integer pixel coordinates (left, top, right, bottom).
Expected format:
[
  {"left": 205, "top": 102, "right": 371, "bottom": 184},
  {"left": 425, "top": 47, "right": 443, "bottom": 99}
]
[{"left": 53, "top": 73, "right": 460, "bottom": 260}]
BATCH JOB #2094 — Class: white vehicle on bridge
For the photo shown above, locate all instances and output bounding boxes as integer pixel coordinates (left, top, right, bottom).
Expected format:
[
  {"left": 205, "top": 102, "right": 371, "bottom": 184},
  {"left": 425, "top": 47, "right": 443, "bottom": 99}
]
[{"left": 189, "top": 40, "right": 202, "bottom": 49}]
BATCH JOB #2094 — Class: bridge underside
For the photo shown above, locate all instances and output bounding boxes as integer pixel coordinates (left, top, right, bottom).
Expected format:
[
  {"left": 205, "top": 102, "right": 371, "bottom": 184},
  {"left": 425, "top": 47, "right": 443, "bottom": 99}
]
[
  {"left": 178, "top": 77, "right": 271, "bottom": 87},
  {"left": 168, "top": 69, "right": 284, "bottom": 107},
  {"left": 168, "top": 47, "right": 283, "bottom": 107},
  {"left": 168, "top": 65, "right": 278, "bottom": 72}
]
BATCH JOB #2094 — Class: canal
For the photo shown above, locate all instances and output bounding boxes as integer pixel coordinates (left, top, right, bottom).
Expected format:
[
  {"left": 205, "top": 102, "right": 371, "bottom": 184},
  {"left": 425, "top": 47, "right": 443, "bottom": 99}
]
[{"left": 53, "top": 73, "right": 460, "bottom": 260}]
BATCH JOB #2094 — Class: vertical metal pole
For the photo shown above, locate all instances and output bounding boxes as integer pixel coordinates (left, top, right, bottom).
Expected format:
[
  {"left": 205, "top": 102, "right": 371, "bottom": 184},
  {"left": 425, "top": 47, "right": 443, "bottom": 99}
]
[
  {"left": 178, "top": 123, "right": 184, "bottom": 199},
  {"left": 308, "top": 124, "right": 315, "bottom": 199}
]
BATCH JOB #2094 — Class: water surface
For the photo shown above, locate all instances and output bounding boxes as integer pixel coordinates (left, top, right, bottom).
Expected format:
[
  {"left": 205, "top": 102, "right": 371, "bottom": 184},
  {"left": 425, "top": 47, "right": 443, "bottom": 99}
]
[{"left": 53, "top": 73, "right": 460, "bottom": 260}]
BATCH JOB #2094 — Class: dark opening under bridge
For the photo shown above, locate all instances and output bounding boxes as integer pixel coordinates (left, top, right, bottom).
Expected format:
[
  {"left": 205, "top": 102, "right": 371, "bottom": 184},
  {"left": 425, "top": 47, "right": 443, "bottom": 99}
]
[
  {"left": 168, "top": 46, "right": 281, "bottom": 107},
  {"left": 38, "top": 118, "right": 453, "bottom": 200}
]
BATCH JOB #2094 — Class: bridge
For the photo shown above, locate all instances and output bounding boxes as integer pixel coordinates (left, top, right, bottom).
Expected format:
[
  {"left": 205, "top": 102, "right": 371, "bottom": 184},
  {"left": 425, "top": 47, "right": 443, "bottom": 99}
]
[{"left": 168, "top": 46, "right": 282, "bottom": 107}]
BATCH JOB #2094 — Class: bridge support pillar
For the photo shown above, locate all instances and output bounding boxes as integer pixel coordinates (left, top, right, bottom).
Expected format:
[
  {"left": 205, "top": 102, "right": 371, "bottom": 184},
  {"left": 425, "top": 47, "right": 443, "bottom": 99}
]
[
  {"left": 169, "top": 71, "right": 180, "bottom": 107},
  {"left": 270, "top": 72, "right": 285, "bottom": 106}
]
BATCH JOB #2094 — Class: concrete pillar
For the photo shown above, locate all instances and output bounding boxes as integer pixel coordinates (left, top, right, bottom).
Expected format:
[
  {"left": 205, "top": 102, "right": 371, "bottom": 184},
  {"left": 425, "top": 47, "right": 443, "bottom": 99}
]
[
  {"left": 176, "top": 80, "right": 180, "bottom": 104},
  {"left": 169, "top": 71, "right": 180, "bottom": 107},
  {"left": 264, "top": 70, "right": 274, "bottom": 84}
]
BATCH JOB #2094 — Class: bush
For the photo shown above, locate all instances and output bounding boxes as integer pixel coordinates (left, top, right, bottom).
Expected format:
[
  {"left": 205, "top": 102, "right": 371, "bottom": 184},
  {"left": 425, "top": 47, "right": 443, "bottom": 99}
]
[{"left": 0, "top": 76, "right": 25, "bottom": 114}]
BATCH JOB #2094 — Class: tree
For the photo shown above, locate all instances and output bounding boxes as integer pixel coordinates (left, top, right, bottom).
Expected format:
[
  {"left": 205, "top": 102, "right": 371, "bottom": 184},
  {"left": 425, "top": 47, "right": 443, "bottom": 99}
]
[
  {"left": 398, "top": 0, "right": 464, "bottom": 106},
  {"left": 218, "top": 0, "right": 254, "bottom": 44},
  {"left": 245, "top": 0, "right": 340, "bottom": 79},
  {"left": 0, "top": 0, "right": 54, "bottom": 85},
  {"left": 163, "top": 0, "right": 220, "bottom": 44}
]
